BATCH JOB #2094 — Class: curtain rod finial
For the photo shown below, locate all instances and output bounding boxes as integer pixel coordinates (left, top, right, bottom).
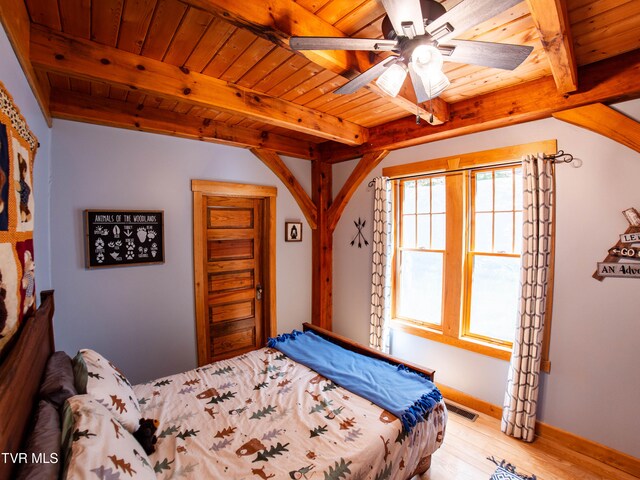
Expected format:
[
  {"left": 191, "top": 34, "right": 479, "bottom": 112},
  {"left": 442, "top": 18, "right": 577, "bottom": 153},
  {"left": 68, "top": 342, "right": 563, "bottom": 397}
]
[{"left": 544, "top": 150, "right": 577, "bottom": 165}]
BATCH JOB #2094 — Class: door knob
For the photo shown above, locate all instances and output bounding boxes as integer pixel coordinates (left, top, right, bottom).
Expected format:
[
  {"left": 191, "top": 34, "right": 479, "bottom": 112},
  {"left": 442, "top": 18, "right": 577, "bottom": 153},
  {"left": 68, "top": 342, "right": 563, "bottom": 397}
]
[{"left": 256, "top": 284, "right": 263, "bottom": 301}]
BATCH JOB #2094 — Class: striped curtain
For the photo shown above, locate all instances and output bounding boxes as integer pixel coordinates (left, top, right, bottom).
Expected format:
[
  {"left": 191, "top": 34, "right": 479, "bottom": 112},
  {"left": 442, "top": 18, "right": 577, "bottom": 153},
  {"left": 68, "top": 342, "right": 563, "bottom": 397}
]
[
  {"left": 369, "top": 177, "right": 392, "bottom": 353},
  {"left": 501, "top": 154, "right": 554, "bottom": 442}
]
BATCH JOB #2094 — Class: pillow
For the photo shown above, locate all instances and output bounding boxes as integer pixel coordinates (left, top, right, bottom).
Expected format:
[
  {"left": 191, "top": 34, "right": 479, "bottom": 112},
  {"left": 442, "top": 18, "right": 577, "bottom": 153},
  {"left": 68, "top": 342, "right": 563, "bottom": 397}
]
[
  {"left": 62, "top": 395, "right": 155, "bottom": 480},
  {"left": 72, "top": 349, "right": 141, "bottom": 432},
  {"left": 14, "top": 400, "right": 61, "bottom": 480},
  {"left": 39, "top": 351, "right": 77, "bottom": 408}
]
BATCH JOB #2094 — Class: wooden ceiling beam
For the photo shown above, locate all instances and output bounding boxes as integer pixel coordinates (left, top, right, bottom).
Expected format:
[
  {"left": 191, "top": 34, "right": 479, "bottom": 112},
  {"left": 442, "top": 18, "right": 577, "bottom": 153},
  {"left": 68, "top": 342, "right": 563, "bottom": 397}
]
[
  {"left": 327, "top": 150, "right": 389, "bottom": 232},
  {"left": 321, "top": 48, "right": 640, "bottom": 162},
  {"left": 0, "top": 0, "right": 52, "bottom": 126},
  {"left": 525, "top": 0, "right": 578, "bottom": 93},
  {"left": 30, "top": 25, "right": 367, "bottom": 146},
  {"left": 49, "top": 90, "right": 318, "bottom": 159},
  {"left": 182, "top": 0, "right": 449, "bottom": 124},
  {"left": 553, "top": 103, "right": 640, "bottom": 154},
  {"left": 250, "top": 148, "right": 318, "bottom": 229},
  {"left": 311, "top": 159, "right": 332, "bottom": 329}
]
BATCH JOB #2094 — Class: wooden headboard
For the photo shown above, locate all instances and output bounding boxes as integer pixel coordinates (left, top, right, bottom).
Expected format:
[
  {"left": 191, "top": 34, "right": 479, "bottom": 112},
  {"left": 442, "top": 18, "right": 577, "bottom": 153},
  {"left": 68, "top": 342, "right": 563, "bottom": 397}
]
[{"left": 0, "top": 291, "right": 55, "bottom": 480}]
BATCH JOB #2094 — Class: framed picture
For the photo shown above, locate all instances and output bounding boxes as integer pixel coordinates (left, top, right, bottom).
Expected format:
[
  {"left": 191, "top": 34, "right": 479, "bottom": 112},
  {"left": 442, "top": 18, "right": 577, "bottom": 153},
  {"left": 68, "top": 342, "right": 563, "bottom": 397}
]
[
  {"left": 84, "top": 210, "right": 165, "bottom": 268},
  {"left": 285, "top": 222, "right": 302, "bottom": 242}
]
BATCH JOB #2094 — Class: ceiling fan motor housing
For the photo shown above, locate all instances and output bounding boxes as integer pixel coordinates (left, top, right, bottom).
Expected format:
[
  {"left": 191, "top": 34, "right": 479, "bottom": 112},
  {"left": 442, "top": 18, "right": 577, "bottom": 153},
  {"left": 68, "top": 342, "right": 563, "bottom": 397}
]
[{"left": 381, "top": 0, "right": 447, "bottom": 40}]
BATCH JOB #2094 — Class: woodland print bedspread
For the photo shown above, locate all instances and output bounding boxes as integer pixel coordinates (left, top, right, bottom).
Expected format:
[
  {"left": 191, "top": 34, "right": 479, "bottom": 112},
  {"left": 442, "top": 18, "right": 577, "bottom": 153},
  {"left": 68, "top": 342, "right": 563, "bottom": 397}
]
[{"left": 133, "top": 348, "right": 447, "bottom": 480}]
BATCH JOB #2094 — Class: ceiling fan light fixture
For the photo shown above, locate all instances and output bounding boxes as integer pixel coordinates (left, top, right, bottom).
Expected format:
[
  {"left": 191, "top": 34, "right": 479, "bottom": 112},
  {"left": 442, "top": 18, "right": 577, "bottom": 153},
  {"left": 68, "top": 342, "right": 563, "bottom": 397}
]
[
  {"left": 376, "top": 62, "right": 408, "bottom": 98},
  {"left": 421, "top": 69, "right": 450, "bottom": 100},
  {"left": 411, "top": 44, "right": 444, "bottom": 76}
]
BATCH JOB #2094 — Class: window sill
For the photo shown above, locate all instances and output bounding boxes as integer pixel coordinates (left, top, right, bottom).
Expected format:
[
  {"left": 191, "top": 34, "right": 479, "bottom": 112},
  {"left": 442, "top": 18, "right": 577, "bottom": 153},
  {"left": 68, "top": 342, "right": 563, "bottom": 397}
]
[
  {"left": 391, "top": 319, "right": 552, "bottom": 373},
  {"left": 391, "top": 319, "right": 512, "bottom": 362}
]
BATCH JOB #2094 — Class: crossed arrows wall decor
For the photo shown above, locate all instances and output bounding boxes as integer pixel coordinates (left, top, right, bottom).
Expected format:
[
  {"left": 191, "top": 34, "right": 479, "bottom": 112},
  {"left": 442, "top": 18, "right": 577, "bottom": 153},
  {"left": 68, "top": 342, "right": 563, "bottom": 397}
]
[{"left": 350, "top": 217, "right": 369, "bottom": 248}]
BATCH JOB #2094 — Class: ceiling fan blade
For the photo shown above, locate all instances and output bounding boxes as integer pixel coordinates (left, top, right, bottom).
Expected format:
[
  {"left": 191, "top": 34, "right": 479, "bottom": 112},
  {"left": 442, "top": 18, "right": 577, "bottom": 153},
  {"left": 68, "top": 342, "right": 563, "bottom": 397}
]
[
  {"left": 380, "top": 0, "right": 426, "bottom": 38},
  {"left": 335, "top": 57, "right": 400, "bottom": 95},
  {"left": 426, "top": 0, "right": 521, "bottom": 43},
  {"left": 289, "top": 37, "right": 397, "bottom": 51},
  {"left": 408, "top": 63, "right": 430, "bottom": 104},
  {"left": 442, "top": 40, "right": 533, "bottom": 70}
]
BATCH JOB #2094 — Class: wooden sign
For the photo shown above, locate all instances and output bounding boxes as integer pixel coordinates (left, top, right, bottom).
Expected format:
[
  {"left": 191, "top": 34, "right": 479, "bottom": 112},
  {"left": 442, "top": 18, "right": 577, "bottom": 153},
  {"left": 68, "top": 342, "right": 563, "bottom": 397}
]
[
  {"left": 620, "top": 232, "right": 640, "bottom": 243},
  {"left": 84, "top": 210, "right": 164, "bottom": 268},
  {"left": 622, "top": 208, "right": 640, "bottom": 226},
  {"left": 597, "top": 262, "right": 640, "bottom": 278},
  {"left": 594, "top": 207, "right": 640, "bottom": 280},
  {"left": 608, "top": 246, "right": 640, "bottom": 259}
]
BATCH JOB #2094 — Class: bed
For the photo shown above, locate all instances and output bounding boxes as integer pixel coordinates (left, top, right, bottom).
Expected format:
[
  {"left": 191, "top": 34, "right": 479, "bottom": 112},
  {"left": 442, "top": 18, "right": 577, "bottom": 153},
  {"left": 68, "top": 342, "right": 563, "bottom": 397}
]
[
  {"left": 0, "top": 293, "right": 447, "bottom": 480},
  {"left": 0, "top": 290, "right": 55, "bottom": 480}
]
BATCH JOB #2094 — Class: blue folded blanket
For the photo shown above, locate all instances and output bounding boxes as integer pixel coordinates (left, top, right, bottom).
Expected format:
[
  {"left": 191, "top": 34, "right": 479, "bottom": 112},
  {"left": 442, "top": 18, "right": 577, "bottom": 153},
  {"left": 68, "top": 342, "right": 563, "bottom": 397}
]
[{"left": 268, "top": 330, "right": 442, "bottom": 432}]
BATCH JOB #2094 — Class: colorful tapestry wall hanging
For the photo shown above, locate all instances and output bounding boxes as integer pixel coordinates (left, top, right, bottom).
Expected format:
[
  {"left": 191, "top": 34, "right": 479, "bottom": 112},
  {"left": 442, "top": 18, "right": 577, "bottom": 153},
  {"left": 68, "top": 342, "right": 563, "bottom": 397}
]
[{"left": 0, "top": 81, "right": 38, "bottom": 354}]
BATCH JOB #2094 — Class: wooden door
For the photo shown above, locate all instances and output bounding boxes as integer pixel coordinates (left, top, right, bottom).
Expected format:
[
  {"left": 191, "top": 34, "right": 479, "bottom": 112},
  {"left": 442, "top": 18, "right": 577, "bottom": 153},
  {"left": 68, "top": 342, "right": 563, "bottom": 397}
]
[
  {"left": 207, "top": 195, "right": 264, "bottom": 361},
  {"left": 193, "top": 181, "right": 277, "bottom": 365}
]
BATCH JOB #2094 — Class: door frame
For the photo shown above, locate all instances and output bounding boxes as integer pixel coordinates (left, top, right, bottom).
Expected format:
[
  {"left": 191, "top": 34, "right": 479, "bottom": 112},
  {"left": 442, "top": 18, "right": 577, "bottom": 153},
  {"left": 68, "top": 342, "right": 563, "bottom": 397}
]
[{"left": 192, "top": 179, "right": 277, "bottom": 366}]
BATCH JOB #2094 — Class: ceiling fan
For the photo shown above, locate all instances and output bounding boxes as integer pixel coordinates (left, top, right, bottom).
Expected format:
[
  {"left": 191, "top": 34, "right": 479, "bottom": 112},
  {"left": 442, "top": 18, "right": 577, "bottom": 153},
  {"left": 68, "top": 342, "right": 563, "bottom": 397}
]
[{"left": 289, "top": 0, "right": 533, "bottom": 104}]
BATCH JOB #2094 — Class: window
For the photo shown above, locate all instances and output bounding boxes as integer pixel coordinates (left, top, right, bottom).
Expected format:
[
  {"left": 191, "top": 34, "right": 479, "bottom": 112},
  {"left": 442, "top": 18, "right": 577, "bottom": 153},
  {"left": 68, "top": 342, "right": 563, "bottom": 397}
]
[
  {"left": 385, "top": 141, "right": 555, "bottom": 369},
  {"left": 464, "top": 167, "right": 522, "bottom": 345},
  {"left": 397, "top": 178, "right": 446, "bottom": 326}
]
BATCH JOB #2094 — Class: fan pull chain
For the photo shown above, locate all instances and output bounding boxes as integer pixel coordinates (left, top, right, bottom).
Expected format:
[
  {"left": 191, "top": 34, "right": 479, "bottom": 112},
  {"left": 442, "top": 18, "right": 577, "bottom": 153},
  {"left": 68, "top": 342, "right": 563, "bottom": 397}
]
[
  {"left": 428, "top": 76, "right": 436, "bottom": 124},
  {"left": 429, "top": 98, "right": 434, "bottom": 124},
  {"left": 416, "top": 97, "right": 435, "bottom": 125}
]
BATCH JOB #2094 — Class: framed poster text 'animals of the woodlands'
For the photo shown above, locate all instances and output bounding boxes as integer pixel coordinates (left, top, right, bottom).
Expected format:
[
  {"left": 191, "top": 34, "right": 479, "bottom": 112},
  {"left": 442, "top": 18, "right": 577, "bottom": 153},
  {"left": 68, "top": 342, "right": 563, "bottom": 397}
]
[{"left": 84, "top": 210, "right": 164, "bottom": 268}]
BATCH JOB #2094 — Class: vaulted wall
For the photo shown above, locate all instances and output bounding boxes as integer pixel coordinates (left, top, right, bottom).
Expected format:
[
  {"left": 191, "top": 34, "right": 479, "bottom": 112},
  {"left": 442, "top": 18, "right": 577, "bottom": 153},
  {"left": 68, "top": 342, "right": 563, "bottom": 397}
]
[
  {"left": 332, "top": 102, "right": 640, "bottom": 458},
  {"left": 49, "top": 120, "right": 313, "bottom": 383}
]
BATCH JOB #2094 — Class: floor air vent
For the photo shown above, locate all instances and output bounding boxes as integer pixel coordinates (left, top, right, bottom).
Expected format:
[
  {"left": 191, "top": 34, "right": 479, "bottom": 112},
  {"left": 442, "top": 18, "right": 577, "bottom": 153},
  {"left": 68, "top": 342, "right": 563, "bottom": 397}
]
[{"left": 444, "top": 401, "right": 478, "bottom": 421}]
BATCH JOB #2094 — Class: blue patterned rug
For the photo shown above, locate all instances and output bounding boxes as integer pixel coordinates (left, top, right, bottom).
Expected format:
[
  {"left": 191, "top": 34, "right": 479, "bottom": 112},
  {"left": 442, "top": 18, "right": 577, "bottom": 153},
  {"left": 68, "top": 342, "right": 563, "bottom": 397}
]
[{"left": 488, "top": 457, "right": 537, "bottom": 480}]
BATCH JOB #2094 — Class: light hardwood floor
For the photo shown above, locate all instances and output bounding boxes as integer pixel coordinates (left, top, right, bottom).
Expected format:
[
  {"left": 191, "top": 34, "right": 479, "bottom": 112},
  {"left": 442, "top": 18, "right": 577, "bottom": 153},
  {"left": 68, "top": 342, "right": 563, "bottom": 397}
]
[{"left": 416, "top": 402, "right": 638, "bottom": 480}]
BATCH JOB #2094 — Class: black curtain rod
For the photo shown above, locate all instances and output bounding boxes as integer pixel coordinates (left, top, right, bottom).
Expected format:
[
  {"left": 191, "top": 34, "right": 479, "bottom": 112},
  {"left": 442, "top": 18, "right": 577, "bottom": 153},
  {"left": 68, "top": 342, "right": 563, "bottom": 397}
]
[{"left": 367, "top": 150, "right": 575, "bottom": 186}]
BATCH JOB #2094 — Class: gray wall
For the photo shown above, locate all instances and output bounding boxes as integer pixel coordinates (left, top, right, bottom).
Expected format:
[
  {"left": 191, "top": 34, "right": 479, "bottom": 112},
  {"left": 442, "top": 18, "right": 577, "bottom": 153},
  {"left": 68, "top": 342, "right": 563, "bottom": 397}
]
[
  {"left": 332, "top": 102, "right": 640, "bottom": 457},
  {"left": 0, "top": 26, "right": 52, "bottom": 294},
  {"left": 50, "top": 120, "right": 312, "bottom": 383}
]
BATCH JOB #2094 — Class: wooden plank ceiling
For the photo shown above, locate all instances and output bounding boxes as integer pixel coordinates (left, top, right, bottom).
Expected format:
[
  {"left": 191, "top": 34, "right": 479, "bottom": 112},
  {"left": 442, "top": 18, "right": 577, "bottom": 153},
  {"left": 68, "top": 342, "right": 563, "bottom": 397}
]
[{"left": 20, "top": 0, "right": 640, "bottom": 160}]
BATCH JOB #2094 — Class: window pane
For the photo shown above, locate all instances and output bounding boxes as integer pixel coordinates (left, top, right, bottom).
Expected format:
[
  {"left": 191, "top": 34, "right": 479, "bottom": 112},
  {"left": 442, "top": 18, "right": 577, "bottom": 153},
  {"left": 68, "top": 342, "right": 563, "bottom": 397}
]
[
  {"left": 431, "top": 178, "right": 446, "bottom": 213},
  {"left": 474, "top": 212, "right": 493, "bottom": 252},
  {"left": 515, "top": 169, "right": 523, "bottom": 210},
  {"left": 514, "top": 212, "right": 523, "bottom": 254},
  {"left": 403, "top": 181, "right": 416, "bottom": 214},
  {"left": 402, "top": 214, "right": 416, "bottom": 247},
  {"left": 417, "top": 179, "right": 431, "bottom": 213},
  {"left": 398, "top": 251, "right": 443, "bottom": 325},
  {"left": 417, "top": 215, "right": 431, "bottom": 248},
  {"left": 432, "top": 214, "right": 446, "bottom": 250},
  {"left": 495, "top": 169, "right": 513, "bottom": 211},
  {"left": 468, "top": 255, "right": 521, "bottom": 342},
  {"left": 494, "top": 212, "right": 513, "bottom": 253},
  {"left": 475, "top": 172, "right": 493, "bottom": 211}
]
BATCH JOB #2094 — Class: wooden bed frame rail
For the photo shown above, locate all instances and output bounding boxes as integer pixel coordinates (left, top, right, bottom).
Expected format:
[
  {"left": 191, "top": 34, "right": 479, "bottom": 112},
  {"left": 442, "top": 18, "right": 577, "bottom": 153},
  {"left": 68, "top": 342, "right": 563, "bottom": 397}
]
[
  {"left": 302, "top": 322, "right": 435, "bottom": 381},
  {"left": 0, "top": 291, "right": 55, "bottom": 480}
]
